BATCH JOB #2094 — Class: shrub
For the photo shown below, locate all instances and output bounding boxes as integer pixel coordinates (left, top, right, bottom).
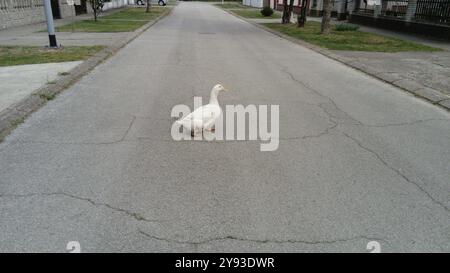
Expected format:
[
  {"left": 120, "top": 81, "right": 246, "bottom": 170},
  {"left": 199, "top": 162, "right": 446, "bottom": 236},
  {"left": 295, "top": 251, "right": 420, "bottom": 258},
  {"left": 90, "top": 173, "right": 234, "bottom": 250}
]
[
  {"left": 261, "top": 7, "right": 274, "bottom": 17},
  {"left": 335, "top": 23, "right": 359, "bottom": 31}
]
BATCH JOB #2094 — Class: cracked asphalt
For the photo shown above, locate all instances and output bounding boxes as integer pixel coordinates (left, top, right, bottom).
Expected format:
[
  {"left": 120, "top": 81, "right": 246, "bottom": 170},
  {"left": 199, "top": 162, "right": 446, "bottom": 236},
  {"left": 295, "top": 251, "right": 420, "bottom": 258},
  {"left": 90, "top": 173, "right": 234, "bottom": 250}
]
[{"left": 1, "top": 3, "right": 450, "bottom": 252}]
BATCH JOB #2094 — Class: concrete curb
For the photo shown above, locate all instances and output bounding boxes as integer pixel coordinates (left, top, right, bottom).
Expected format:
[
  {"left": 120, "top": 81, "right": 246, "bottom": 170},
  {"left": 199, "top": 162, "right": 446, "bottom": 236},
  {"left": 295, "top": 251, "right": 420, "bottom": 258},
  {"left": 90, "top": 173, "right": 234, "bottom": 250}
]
[
  {"left": 223, "top": 8, "right": 450, "bottom": 112},
  {"left": 0, "top": 7, "right": 172, "bottom": 142}
]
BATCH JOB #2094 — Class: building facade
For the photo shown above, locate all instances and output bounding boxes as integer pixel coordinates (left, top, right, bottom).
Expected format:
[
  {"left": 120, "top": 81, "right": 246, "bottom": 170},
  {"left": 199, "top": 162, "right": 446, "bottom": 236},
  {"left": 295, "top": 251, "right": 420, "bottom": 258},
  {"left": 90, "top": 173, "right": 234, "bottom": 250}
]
[
  {"left": 243, "top": 0, "right": 449, "bottom": 37},
  {"left": 349, "top": 0, "right": 450, "bottom": 39},
  {"left": 0, "top": 0, "right": 74, "bottom": 29},
  {"left": 243, "top": 0, "right": 350, "bottom": 20},
  {"left": 306, "top": 0, "right": 349, "bottom": 19},
  {"left": 0, "top": 0, "right": 131, "bottom": 29},
  {"left": 242, "top": 0, "right": 268, "bottom": 8}
]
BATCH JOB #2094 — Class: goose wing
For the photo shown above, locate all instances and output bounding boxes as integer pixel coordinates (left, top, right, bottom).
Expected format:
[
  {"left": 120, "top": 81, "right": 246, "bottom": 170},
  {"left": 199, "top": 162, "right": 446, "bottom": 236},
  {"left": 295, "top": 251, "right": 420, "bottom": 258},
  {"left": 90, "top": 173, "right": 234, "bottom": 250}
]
[
  {"left": 200, "top": 104, "right": 222, "bottom": 128},
  {"left": 176, "top": 104, "right": 221, "bottom": 130}
]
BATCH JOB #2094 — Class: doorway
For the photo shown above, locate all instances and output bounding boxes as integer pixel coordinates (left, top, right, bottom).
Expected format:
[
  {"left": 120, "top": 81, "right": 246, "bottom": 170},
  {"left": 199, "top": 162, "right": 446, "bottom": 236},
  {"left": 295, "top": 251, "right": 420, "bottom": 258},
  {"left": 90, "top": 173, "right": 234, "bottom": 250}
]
[
  {"left": 75, "top": 0, "right": 88, "bottom": 15},
  {"left": 51, "top": 0, "right": 61, "bottom": 19}
]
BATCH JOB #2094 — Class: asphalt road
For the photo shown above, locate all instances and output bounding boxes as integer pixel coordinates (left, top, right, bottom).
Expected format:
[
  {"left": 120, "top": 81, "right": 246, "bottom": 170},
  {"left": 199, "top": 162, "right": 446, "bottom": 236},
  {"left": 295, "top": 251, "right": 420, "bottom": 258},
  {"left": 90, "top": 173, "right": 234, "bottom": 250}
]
[{"left": 1, "top": 3, "right": 450, "bottom": 252}]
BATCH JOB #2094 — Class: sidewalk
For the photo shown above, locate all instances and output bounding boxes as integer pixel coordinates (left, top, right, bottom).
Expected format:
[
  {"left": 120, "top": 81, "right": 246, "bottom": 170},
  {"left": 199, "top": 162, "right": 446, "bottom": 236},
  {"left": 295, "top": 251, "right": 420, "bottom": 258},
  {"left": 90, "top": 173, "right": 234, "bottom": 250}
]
[
  {"left": 306, "top": 16, "right": 450, "bottom": 51},
  {"left": 254, "top": 15, "right": 450, "bottom": 109},
  {"left": 0, "top": 5, "right": 172, "bottom": 139},
  {"left": 327, "top": 20, "right": 450, "bottom": 107},
  {"left": 0, "top": 8, "right": 128, "bottom": 46},
  {"left": 0, "top": 8, "right": 130, "bottom": 115},
  {"left": 0, "top": 61, "right": 82, "bottom": 113}
]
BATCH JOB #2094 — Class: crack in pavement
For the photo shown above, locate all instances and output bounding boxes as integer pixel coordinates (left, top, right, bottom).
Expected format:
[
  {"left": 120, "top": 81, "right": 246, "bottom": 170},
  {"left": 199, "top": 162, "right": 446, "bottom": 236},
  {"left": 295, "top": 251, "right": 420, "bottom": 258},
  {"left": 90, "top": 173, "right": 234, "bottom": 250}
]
[
  {"left": 361, "top": 118, "right": 450, "bottom": 128},
  {"left": 7, "top": 116, "right": 136, "bottom": 146},
  {"left": 138, "top": 229, "right": 386, "bottom": 247},
  {"left": 280, "top": 66, "right": 450, "bottom": 208},
  {"left": 316, "top": 102, "right": 361, "bottom": 125},
  {"left": 279, "top": 119, "right": 339, "bottom": 141},
  {"left": 279, "top": 66, "right": 363, "bottom": 125},
  {"left": 0, "top": 191, "right": 170, "bottom": 224},
  {"left": 279, "top": 65, "right": 450, "bottom": 129},
  {"left": 5, "top": 94, "right": 447, "bottom": 147},
  {"left": 302, "top": 119, "right": 339, "bottom": 140},
  {"left": 340, "top": 131, "right": 450, "bottom": 213}
]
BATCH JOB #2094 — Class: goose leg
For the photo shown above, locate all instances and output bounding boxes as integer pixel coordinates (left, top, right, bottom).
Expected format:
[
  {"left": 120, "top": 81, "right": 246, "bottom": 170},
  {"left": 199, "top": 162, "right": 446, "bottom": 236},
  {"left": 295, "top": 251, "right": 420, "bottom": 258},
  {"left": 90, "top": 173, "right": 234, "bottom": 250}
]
[
  {"left": 204, "top": 119, "right": 216, "bottom": 132},
  {"left": 192, "top": 127, "right": 202, "bottom": 137}
]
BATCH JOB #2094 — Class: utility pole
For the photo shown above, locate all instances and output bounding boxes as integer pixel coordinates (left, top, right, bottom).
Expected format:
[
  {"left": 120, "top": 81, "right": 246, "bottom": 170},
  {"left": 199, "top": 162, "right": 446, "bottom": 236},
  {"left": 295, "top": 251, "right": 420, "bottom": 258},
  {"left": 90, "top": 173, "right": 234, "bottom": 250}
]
[{"left": 43, "top": 0, "right": 58, "bottom": 48}]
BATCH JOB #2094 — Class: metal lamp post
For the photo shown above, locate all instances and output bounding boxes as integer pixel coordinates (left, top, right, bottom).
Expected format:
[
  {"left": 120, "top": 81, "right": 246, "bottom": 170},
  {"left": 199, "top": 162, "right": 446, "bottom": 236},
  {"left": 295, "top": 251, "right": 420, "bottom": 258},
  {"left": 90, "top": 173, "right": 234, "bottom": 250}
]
[{"left": 43, "top": 0, "right": 58, "bottom": 48}]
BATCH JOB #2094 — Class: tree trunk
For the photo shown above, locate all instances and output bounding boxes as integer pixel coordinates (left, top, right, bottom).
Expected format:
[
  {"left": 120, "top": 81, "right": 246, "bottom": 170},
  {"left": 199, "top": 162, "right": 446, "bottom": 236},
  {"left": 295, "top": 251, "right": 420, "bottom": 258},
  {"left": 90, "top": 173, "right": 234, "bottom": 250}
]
[
  {"left": 88, "top": 0, "right": 99, "bottom": 22},
  {"left": 282, "top": 0, "right": 294, "bottom": 24},
  {"left": 288, "top": 0, "right": 294, "bottom": 15},
  {"left": 321, "top": 0, "right": 332, "bottom": 34},
  {"left": 297, "top": 0, "right": 307, "bottom": 27},
  {"left": 146, "top": 0, "right": 151, "bottom": 13}
]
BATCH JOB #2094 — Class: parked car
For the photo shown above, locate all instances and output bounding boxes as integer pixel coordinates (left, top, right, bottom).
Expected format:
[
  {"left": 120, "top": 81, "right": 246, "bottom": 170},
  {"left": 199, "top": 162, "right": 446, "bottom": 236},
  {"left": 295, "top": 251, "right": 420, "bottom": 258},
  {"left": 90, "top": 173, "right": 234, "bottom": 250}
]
[{"left": 135, "top": 0, "right": 167, "bottom": 6}]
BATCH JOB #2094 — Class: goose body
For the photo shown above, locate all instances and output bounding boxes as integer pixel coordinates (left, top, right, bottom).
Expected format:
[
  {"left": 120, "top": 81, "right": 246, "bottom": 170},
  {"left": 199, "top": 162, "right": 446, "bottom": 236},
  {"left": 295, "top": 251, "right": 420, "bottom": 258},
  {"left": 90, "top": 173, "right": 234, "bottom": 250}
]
[{"left": 176, "top": 84, "right": 228, "bottom": 136}]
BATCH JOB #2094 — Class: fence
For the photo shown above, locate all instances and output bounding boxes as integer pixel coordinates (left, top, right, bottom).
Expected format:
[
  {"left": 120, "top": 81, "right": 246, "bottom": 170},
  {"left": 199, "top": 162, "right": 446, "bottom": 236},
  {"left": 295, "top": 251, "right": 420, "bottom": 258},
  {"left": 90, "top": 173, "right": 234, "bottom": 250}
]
[
  {"left": 33, "top": 0, "right": 43, "bottom": 7},
  {"left": 381, "top": 0, "right": 409, "bottom": 18},
  {"left": 13, "top": 0, "right": 32, "bottom": 9},
  {"left": 0, "top": 0, "right": 46, "bottom": 10},
  {"left": 0, "top": 0, "right": 8, "bottom": 10},
  {"left": 415, "top": 0, "right": 450, "bottom": 25},
  {"left": 103, "top": 0, "right": 129, "bottom": 11},
  {"left": 355, "top": 0, "right": 376, "bottom": 15},
  {"left": 354, "top": 0, "right": 450, "bottom": 25},
  {"left": 1, "top": 0, "right": 74, "bottom": 29}
]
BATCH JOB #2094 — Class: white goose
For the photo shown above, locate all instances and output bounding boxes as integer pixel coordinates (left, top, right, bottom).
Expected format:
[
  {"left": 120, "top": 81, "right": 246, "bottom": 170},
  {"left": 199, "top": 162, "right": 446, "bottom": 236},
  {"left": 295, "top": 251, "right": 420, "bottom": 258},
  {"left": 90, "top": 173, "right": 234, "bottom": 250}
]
[{"left": 176, "top": 84, "right": 229, "bottom": 136}]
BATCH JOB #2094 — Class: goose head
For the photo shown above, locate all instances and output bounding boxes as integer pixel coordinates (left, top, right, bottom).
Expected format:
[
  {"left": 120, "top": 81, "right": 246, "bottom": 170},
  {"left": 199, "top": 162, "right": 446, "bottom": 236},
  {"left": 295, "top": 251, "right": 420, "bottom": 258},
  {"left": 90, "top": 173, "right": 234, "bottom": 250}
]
[
  {"left": 209, "top": 84, "right": 229, "bottom": 104},
  {"left": 212, "top": 84, "right": 228, "bottom": 94}
]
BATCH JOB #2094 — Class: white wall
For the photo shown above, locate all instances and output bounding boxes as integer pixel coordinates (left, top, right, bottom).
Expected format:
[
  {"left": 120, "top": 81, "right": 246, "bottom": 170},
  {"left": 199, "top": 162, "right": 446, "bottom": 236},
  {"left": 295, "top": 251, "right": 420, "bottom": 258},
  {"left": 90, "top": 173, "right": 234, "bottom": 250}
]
[
  {"left": 0, "top": 0, "right": 132, "bottom": 29},
  {"left": 103, "top": 0, "right": 129, "bottom": 11},
  {"left": 242, "top": 0, "right": 264, "bottom": 8},
  {"left": 0, "top": 0, "right": 75, "bottom": 29}
]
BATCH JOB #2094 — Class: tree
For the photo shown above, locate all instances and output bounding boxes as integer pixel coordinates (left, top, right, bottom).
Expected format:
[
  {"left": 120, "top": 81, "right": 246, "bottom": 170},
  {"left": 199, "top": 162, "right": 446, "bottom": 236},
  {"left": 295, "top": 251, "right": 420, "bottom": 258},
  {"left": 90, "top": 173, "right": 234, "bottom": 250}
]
[
  {"left": 321, "top": 0, "right": 333, "bottom": 34},
  {"left": 281, "top": 0, "right": 295, "bottom": 24},
  {"left": 146, "top": 0, "right": 151, "bottom": 13},
  {"left": 297, "top": 0, "right": 308, "bottom": 27},
  {"left": 88, "top": 0, "right": 105, "bottom": 22}
]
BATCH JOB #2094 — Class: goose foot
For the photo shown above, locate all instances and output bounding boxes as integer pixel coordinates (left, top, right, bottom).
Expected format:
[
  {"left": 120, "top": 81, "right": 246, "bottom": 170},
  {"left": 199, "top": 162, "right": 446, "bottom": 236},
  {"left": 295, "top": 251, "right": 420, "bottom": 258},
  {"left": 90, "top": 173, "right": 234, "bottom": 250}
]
[
  {"left": 205, "top": 126, "right": 215, "bottom": 132},
  {"left": 191, "top": 129, "right": 202, "bottom": 137}
]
